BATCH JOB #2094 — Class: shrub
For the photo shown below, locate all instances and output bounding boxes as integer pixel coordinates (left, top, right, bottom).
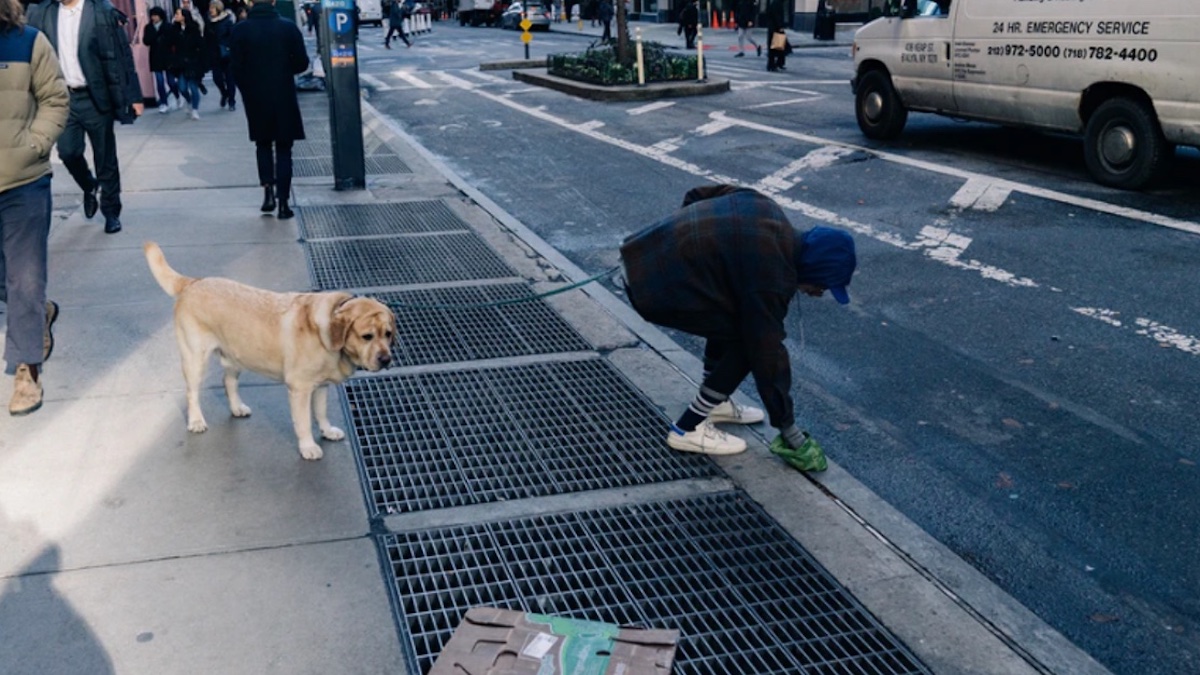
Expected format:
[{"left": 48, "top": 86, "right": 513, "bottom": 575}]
[{"left": 547, "top": 42, "right": 698, "bottom": 86}]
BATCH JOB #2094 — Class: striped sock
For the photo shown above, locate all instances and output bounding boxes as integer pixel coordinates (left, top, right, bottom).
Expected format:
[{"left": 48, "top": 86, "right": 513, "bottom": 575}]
[{"left": 675, "top": 387, "right": 726, "bottom": 432}]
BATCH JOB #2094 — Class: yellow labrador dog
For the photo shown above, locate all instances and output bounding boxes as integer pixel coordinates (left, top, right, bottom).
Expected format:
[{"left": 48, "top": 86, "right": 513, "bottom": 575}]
[{"left": 144, "top": 242, "right": 396, "bottom": 460}]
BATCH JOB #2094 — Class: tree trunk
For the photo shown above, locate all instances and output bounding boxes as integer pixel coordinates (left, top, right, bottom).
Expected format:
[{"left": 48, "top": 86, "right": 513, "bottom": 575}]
[{"left": 616, "top": 2, "right": 630, "bottom": 65}]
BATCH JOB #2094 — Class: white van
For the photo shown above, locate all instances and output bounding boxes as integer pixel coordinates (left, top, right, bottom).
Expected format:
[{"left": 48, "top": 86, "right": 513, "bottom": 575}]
[
  {"left": 851, "top": 0, "right": 1200, "bottom": 189},
  {"left": 358, "top": 0, "right": 384, "bottom": 26}
]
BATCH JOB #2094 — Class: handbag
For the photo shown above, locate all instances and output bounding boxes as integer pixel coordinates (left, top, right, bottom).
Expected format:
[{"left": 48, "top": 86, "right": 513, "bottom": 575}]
[{"left": 770, "top": 30, "right": 787, "bottom": 51}]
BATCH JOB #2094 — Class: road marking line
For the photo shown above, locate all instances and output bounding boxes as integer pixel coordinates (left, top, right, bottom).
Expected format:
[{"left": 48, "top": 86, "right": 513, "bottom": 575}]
[
  {"left": 694, "top": 120, "right": 732, "bottom": 136},
  {"left": 745, "top": 94, "right": 824, "bottom": 109},
  {"left": 463, "top": 69, "right": 509, "bottom": 84},
  {"left": 710, "top": 111, "right": 1200, "bottom": 236},
  {"left": 951, "top": 178, "right": 1012, "bottom": 212},
  {"left": 359, "top": 73, "right": 392, "bottom": 91},
  {"left": 434, "top": 71, "right": 477, "bottom": 89},
  {"left": 1073, "top": 308, "right": 1200, "bottom": 355},
  {"left": 627, "top": 101, "right": 676, "bottom": 115},
  {"left": 757, "top": 146, "right": 856, "bottom": 191},
  {"left": 392, "top": 69, "right": 433, "bottom": 88}
]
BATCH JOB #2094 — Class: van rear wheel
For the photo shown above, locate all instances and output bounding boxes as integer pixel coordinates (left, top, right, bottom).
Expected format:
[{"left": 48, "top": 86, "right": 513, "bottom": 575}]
[
  {"left": 856, "top": 69, "right": 907, "bottom": 140},
  {"left": 1083, "top": 98, "right": 1171, "bottom": 190}
]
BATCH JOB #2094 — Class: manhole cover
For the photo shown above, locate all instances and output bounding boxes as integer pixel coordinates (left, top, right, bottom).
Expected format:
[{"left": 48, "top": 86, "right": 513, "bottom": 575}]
[
  {"left": 343, "top": 358, "right": 718, "bottom": 515},
  {"left": 377, "top": 283, "right": 592, "bottom": 367},
  {"left": 299, "top": 201, "right": 469, "bottom": 239},
  {"left": 305, "top": 233, "right": 515, "bottom": 290},
  {"left": 380, "top": 491, "right": 929, "bottom": 675}
]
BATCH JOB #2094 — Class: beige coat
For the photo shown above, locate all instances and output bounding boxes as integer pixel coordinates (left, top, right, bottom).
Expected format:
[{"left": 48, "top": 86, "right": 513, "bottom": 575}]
[{"left": 0, "top": 25, "right": 67, "bottom": 194}]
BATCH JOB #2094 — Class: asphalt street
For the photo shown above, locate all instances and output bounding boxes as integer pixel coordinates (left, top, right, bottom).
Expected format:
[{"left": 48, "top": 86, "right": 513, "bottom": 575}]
[{"left": 346, "top": 20, "right": 1200, "bottom": 675}]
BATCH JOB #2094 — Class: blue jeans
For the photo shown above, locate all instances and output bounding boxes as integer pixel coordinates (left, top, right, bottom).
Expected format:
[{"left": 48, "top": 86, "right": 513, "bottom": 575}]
[
  {"left": 153, "top": 70, "right": 178, "bottom": 106},
  {"left": 179, "top": 75, "right": 201, "bottom": 110},
  {"left": 0, "top": 175, "right": 52, "bottom": 373}
]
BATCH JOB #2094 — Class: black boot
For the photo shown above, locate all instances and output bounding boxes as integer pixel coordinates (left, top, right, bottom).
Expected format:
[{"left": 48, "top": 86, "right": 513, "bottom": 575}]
[
  {"left": 277, "top": 198, "right": 294, "bottom": 220},
  {"left": 261, "top": 185, "right": 276, "bottom": 212}
]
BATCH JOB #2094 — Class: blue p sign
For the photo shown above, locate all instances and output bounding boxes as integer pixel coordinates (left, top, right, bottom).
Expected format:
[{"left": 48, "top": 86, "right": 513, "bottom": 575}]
[{"left": 329, "top": 8, "right": 353, "bottom": 35}]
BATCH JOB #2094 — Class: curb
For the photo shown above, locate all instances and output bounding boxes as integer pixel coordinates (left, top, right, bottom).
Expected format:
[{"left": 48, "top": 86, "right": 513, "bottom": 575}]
[{"left": 512, "top": 68, "right": 730, "bottom": 101}]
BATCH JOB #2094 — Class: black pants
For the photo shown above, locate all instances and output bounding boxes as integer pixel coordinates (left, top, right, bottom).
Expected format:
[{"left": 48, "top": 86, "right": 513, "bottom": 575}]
[
  {"left": 767, "top": 30, "right": 787, "bottom": 70},
  {"left": 385, "top": 20, "right": 410, "bottom": 46},
  {"left": 212, "top": 57, "right": 236, "bottom": 104},
  {"left": 256, "top": 140, "right": 295, "bottom": 200},
  {"left": 701, "top": 339, "right": 751, "bottom": 398},
  {"left": 59, "top": 89, "right": 121, "bottom": 218},
  {"left": 683, "top": 26, "right": 697, "bottom": 48},
  {"left": 601, "top": 19, "right": 611, "bottom": 41}
]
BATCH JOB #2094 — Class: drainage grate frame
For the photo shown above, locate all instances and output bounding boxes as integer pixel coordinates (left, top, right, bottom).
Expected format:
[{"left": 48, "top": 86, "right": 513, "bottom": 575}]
[
  {"left": 343, "top": 358, "right": 718, "bottom": 515},
  {"left": 299, "top": 201, "right": 469, "bottom": 240},
  {"left": 305, "top": 233, "right": 515, "bottom": 290},
  {"left": 376, "top": 283, "right": 593, "bottom": 367},
  {"left": 379, "top": 490, "right": 930, "bottom": 675}
]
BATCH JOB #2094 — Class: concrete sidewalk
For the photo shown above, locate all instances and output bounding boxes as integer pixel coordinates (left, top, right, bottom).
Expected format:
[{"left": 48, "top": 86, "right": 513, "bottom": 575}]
[{"left": 1, "top": 43, "right": 1106, "bottom": 675}]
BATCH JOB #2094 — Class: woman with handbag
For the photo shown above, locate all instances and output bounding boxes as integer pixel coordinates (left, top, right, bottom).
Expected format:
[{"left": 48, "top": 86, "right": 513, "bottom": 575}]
[
  {"left": 209, "top": 0, "right": 238, "bottom": 111},
  {"left": 766, "top": 0, "right": 788, "bottom": 72}
]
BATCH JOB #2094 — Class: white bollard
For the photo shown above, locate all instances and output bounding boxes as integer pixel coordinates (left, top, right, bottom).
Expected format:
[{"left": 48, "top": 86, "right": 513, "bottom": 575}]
[
  {"left": 635, "top": 27, "right": 645, "bottom": 86},
  {"left": 697, "top": 27, "right": 705, "bottom": 80}
]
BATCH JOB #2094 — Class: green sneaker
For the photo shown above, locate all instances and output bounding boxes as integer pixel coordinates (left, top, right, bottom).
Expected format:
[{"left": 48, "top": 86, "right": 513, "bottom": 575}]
[{"left": 769, "top": 432, "right": 828, "bottom": 472}]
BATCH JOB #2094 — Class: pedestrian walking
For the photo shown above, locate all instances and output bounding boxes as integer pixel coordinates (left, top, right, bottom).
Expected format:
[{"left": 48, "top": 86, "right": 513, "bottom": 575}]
[
  {"left": 765, "top": 0, "right": 789, "bottom": 71},
  {"left": 143, "top": 6, "right": 181, "bottom": 113},
  {"left": 0, "top": 0, "right": 69, "bottom": 415},
  {"left": 173, "top": 7, "right": 206, "bottom": 120},
  {"left": 230, "top": 0, "right": 309, "bottom": 220},
  {"left": 25, "top": 0, "right": 144, "bottom": 235},
  {"left": 734, "top": 0, "right": 761, "bottom": 57},
  {"left": 677, "top": 0, "right": 698, "bottom": 50},
  {"left": 597, "top": 0, "right": 612, "bottom": 41},
  {"left": 619, "top": 185, "right": 856, "bottom": 464},
  {"left": 384, "top": 0, "right": 411, "bottom": 48},
  {"left": 207, "top": 0, "right": 236, "bottom": 111}
]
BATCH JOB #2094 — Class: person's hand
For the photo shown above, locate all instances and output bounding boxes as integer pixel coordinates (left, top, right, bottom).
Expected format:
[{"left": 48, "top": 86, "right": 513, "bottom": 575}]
[
  {"left": 132, "top": 102, "right": 144, "bottom": 117},
  {"left": 768, "top": 432, "right": 828, "bottom": 472}
]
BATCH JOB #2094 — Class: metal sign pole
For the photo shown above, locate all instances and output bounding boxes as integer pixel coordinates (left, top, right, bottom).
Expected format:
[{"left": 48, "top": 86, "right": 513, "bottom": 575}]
[{"left": 320, "top": 0, "right": 366, "bottom": 190}]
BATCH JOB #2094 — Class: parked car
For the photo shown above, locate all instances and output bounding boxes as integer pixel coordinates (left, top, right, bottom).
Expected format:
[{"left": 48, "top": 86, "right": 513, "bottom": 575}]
[{"left": 500, "top": 0, "right": 551, "bottom": 30}]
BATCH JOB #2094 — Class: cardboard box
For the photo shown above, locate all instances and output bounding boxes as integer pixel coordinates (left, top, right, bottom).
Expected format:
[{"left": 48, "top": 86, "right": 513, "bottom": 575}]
[{"left": 429, "top": 606, "right": 679, "bottom": 675}]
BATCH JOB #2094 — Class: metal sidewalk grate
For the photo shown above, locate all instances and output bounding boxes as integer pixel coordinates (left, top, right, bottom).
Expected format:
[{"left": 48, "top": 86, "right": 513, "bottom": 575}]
[
  {"left": 305, "top": 234, "right": 515, "bottom": 290},
  {"left": 380, "top": 491, "right": 930, "bottom": 675},
  {"left": 299, "top": 201, "right": 469, "bottom": 239},
  {"left": 293, "top": 154, "right": 411, "bottom": 177},
  {"left": 376, "top": 283, "right": 593, "bottom": 366},
  {"left": 343, "top": 358, "right": 718, "bottom": 515}
]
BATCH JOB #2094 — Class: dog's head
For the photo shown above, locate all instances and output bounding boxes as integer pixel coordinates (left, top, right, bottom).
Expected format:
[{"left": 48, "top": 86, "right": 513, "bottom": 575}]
[{"left": 317, "top": 294, "right": 396, "bottom": 371}]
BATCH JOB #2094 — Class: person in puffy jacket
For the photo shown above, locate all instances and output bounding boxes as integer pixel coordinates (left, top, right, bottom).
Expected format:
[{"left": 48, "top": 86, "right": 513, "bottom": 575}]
[
  {"left": 172, "top": 7, "right": 206, "bottom": 119},
  {"left": 0, "top": 0, "right": 68, "bottom": 415}
]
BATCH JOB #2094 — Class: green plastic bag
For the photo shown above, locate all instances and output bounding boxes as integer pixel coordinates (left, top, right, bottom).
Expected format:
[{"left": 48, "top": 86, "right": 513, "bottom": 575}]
[{"left": 769, "top": 432, "right": 828, "bottom": 472}]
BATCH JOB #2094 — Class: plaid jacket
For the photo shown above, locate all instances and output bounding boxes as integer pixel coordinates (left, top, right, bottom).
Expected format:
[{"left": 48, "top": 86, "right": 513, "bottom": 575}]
[{"left": 620, "top": 186, "right": 801, "bottom": 430}]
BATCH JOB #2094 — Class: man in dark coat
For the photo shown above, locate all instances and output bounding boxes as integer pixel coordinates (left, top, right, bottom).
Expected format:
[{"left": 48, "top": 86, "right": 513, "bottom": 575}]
[
  {"left": 230, "top": 0, "right": 309, "bottom": 219},
  {"left": 619, "top": 185, "right": 856, "bottom": 464},
  {"left": 677, "top": 0, "right": 698, "bottom": 49},
  {"left": 25, "top": 0, "right": 144, "bottom": 234}
]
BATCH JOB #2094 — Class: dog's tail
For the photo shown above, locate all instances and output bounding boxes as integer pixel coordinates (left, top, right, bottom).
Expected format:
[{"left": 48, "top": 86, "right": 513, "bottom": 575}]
[{"left": 143, "top": 241, "right": 194, "bottom": 298}]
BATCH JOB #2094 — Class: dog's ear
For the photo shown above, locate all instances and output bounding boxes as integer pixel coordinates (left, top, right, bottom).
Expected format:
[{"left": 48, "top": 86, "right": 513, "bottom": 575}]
[{"left": 313, "top": 292, "right": 354, "bottom": 352}]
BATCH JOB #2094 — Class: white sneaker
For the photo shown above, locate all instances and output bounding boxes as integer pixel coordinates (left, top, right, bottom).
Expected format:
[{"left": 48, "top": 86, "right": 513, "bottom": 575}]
[
  {"left": 190, "top": 110, "right": 200, "bottom": 120},
  {"left": 666, "top": 421, "right": 747, "bottom": 455},
  {"left": 708, "top": 400, "right": 765, "bottom": 425},
  {"left": 158, "top": 103, "right": 169, "bottom": 114},
  {"left": 172, "top": 97, "right": 182, "bottom": 110}
]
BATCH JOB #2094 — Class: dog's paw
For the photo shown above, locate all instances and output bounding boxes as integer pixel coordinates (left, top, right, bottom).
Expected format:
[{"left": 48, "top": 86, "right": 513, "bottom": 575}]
[
  {"left": 321, "top": 426, "right": 345, "bottom": 442},
  {"left": 299, "top": 442, "right": 324, "bottom": 461},
  {"left": 187, "top": 418, "right": 208, "bottom": 433},
  {"left": 230, "top": 403, "right": 252, "bottom": 418}
]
